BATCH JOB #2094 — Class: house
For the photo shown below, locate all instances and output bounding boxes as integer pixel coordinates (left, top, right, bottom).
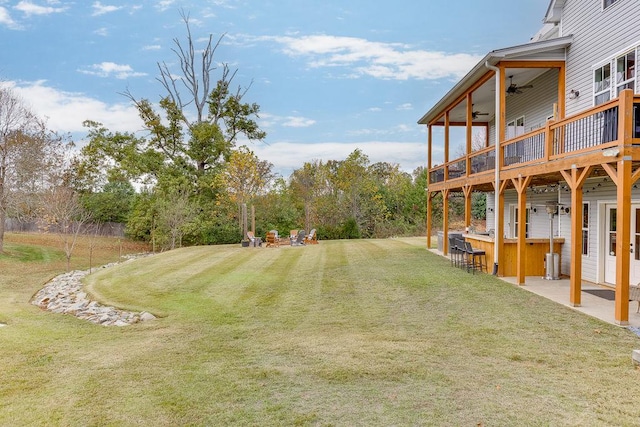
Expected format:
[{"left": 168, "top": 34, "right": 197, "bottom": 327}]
[{"left": 418, "top": 0, "right": 640, "bottom": 325}]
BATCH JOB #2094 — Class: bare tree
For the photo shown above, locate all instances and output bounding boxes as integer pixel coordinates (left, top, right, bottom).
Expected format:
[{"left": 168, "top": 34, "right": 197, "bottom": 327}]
[
  {"left": 38, "top": 186, "right": 92, "bottom": 271},
  {"left": 0, "top": 86, "right": 37, "bottom": 252}
]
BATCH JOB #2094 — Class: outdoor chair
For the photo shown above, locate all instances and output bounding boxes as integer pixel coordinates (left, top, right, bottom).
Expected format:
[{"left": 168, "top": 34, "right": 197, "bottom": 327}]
[
  {"left": 464, "top": 241, "right": 486, "bottom": 274},
  {"left": 449, "top": 236, "right": 462, "bottom": 267},
  {"left": 292, "top": 229, "right": 306, "bottom": 246},
  {"left": 304, "top": 228, "right": 318, "bottom": 244},
  {"left": 266, "top": 231, "right": 280, "bottom": 248},
  {"left": 246, "top": 231, "right": 261, "bottom": 247},
  {"left": 289, "top": 230, "right": 298, "bottom": 245}
]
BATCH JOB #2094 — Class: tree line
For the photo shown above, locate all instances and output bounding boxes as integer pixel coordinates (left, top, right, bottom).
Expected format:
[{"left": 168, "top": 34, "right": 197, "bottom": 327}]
[{"left": 0, "top": 12, "right": 478, "bottom": 255}]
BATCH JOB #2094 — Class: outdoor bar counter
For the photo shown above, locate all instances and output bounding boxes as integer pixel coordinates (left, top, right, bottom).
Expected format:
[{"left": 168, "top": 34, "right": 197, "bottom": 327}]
[{"left": 464, "top": 234, "right": 564, "bottom": 277}]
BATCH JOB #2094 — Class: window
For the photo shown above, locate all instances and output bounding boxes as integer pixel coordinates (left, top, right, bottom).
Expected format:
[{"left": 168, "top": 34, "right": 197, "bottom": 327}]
[
  {"left": 582, "top": 202, "right": 589, "bottom": 256},
  {"left": 513, "top": 206, "right": 530, "bottom": 238},
  {"left": 594, "top": 63, "right": 611, "bottom": 105},
  {"left": 506, "top": 116, "right": 525, "bottom": 139},
  {"left": 603, "top": 0, "right": 618, "bottom": 8},
  {"left": 616, "top": 50, "right": 635, "bottom": 96}
]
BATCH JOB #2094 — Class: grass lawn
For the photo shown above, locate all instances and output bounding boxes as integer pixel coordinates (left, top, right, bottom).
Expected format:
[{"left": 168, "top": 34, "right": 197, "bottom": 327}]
[{"left": 2, "top": 234, "right": 640, "bottom": 425}]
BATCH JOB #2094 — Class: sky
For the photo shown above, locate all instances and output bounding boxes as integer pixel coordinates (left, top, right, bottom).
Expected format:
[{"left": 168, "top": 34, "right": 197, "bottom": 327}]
[{"left": 0, "top": 0, "right": 550, "bottom": 179}]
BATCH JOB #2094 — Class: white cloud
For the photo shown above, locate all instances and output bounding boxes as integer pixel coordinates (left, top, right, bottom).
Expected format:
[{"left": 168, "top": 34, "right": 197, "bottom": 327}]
[
  {"left": 91, "top": 1, "right": 122, "bottom": 16},
  {"left": 260, "top": 113, "right": 316, "bottom": 129},
  {"left": 0, "top": 6, "right": 20, "bottom": 29},
  {"left": 94, "top": 27, "right": 108, "bottom": 36},
  {"left": 1, "top": 80, "right": 143, "bottom": 135},
  {"left": 143, "top": 44, "right": 162, "bottom": 51},
  {"left": 155, "top": 0, "right": 175, "bottom": 12},
  {"left": 14, "top": 1, "right": 66, "bottom": 16},
  {"left": 78, "top": 62, "right": 147, "bottom": 79},
  {"left": 250, "top": 34, "right": 481, "bottom": 81},
  {"left": 282, "top": 116, "right": 316, "bottom": 128},
  {"left": 397, "top": 103, "right": 413, "bottom": 111},
  {"left": 253, "top": 140, "right": 426, "bottom": 178}
]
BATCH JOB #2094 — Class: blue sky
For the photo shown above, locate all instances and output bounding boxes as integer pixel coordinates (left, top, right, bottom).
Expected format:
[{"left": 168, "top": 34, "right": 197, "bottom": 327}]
[{"left": 0, "top": 0, "right": 548, "bottom": 178}]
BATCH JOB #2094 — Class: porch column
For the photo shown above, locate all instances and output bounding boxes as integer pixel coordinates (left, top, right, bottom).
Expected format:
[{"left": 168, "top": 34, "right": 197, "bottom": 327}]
[
  {"left": 496, "top": 180, "right": 508, "bottom": 276},
  {"left": 615, "top": 158, "right": 631, "bottom": 325},
  {"left": 426, "top": 192, "right": 433, "bottom": 249},
  {"left": 463, "top": 185, "right": 472, "bottom": 231},
  {"left": 560, "top": 166, "right": 591, "bottom": 307},
  {"left": 512, "top": 175, "right": 532, "bottom": 285},
  {"left": 442, "top": 189, "right": 450, "bottom": 256},
  {"left": 426, "top": 125, "right": 433, "bottom": 249}
]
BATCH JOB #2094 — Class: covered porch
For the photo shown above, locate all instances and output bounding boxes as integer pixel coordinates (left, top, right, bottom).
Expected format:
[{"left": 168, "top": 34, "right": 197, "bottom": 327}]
[{"left": 420, "top": 37, "right": 640, "bottom": 325}]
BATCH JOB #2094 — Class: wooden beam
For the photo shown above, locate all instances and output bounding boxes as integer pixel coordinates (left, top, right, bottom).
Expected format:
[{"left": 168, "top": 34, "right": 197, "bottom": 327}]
[
  {"left": 466, "top": 93, "right": 473, "bottom": 176},
  {"left": 426, "top": 191, "right": 433, "bottom": 249},
  {"left": 463, "top": 184, "right": 472, "bottom": 231},
  {"left": 557, "top": 63, "right": 566, "bottom": 119},
  {"left": 560, "top": 166, "right": 592, "bottom": 307},
  {"left": 615, "top": 158, "right": 631, "bottom": 325},
  {"left": 442, "top": 189, "right": 450, "bottom": 255},
  {"left": 496, "top": 179, "right": 508, "bottom": 276},
  {"left": 512, "top": 175, "right": 532, "bottom": 285}
]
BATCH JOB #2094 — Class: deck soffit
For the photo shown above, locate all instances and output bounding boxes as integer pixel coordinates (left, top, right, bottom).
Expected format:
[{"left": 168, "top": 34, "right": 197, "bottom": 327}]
[{"left": 417, "top": 35, "right": 573, "bottom": 126}]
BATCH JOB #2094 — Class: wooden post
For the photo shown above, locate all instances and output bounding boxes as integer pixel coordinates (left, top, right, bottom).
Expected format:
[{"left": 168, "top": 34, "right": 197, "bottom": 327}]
[
  {"left": 442, "top": 189, "right": 450, "bottom": 255},
  {"left": 615, "top": 158, "right": 631, "bottom": 325},
  {"left": 463, "top": 185, "right": 472, "bottom": 232},
  {"left": 560, "top": 166, "right": 591, "bottom": 306},
  {"left": 251, "top": 205, "right": 256, "bottom": 235},
  {"left": 242, "top": 203, "right": 248, "bottom": 240},
  {"left": 512, "top": 175, "right": 532, "bottom": 285},
  {"left": 426, "top": 192, "right": 433, "bottom": 249},
  {"left": 496, "top": 180, "right": 508, "bottom": 276}
]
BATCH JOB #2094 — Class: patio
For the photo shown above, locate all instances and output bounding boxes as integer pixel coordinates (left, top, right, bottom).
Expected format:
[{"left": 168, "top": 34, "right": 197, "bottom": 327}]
[{"left": 430, "top": 248, "right": 640, "bottom": 329}]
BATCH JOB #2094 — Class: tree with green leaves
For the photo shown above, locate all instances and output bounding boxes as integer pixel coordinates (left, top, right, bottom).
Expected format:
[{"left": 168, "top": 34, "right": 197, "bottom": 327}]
[{"left": 78, "top": 10, "right": 266, "bottom": 247}]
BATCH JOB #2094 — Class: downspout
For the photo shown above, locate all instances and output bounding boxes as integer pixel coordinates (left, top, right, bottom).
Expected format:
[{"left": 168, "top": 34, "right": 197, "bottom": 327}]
[{"left": 485, "top": 61, "right": 501, "bottom": 275}]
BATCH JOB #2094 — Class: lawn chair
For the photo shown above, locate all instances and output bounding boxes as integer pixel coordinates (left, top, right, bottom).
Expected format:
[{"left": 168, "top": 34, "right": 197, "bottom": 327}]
[
  {"left": 304, "top": 228, "right": 318, "bottom": 244},
  {"left": 289, "top": 230, "right": 298, "bottom": 245},
  {"left": 291, "top": 229, "right": 306, "bottom": 246},
  {"left": 246, "top": 231, "right": 261, "bottom": 247},
  {"left": 265, "top": 230, "right": 280, "bottom": 247}
]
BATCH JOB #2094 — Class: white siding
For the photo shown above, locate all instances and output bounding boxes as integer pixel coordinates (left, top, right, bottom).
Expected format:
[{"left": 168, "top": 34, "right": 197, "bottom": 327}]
[
  {"left": 561, "top": 0, "right": 640, "bottom": 115},
  {"left": 505, "top": 69, "right": 559, "bottom": 132}
]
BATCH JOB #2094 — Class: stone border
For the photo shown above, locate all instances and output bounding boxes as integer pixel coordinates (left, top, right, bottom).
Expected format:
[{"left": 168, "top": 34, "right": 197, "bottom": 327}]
[{"left": 31, "top": 256, "right": 156, "bottom": 327}]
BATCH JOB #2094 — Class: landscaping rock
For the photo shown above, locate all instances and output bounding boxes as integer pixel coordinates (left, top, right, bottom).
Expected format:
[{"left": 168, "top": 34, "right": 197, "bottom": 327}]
[{"left": 31, "top": 255, "right": 156, "bottom": 327}]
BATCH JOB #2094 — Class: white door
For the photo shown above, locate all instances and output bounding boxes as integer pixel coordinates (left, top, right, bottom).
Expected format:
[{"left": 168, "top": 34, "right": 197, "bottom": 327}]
[{"left": 604, "top": 204, "right": 640, "bottom": 285}]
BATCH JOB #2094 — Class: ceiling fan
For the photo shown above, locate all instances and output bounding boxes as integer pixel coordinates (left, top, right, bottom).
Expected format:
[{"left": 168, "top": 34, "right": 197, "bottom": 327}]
[
  {"left": 471, "top": 104, "right": 489, "bottom": 119},
  {"left": 506, "top": 75, "right": 533, "bottom": 95},
  {"left": 472, "top": 110, "right": 489, "bottom": 119}
]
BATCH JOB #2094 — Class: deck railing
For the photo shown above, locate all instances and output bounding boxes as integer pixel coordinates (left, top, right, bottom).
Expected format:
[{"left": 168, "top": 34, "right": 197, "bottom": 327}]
[{"left": 429, "top": 92, "right": 640, "bottom": 185}]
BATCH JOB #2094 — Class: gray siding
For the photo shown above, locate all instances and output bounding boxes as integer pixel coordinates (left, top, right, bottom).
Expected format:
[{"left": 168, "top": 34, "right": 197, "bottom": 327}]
[
  {"left": 561, "top": 0, "right": 640, "bottom": 116},
  {"left": 505, "top": 69, "right": 559, "bottom": 132}
]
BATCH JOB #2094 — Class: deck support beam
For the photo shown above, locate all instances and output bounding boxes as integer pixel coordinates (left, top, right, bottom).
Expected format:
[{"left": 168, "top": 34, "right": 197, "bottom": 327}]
[
  {"left": 442, "top": 189, "right": 450, "bottom": 256},
  {"left": 512, "top": 175, "right": 532, "bottom": 285},
  {"left": 560, "top": 166, "right": 591, "bottom": 306}
]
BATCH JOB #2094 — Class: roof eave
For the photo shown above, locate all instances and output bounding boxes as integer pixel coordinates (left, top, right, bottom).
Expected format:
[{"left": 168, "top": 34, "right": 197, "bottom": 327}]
[{"left": 417, "top": 35, "right": 573, "bottom": 125}]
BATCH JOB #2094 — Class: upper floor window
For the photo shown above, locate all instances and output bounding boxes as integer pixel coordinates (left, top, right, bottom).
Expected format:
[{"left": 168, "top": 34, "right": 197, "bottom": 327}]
[
  {"left": 594, "top": 63, "right": 611, "bottom": 105},
  {"left": 616, "top": 51, "right": 636, "bottom": 95},
  {"left": 603, "top": 0, "right": 618, "bottom": 8},
  {"left": 506, "top": 116, "right": 525, "bottom": 139}
]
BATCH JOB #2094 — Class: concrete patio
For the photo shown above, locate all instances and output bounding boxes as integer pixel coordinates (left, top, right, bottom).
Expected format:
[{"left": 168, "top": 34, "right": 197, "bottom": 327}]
[{"left": 430, "top": 248, "right": 640, "bottom": 329}]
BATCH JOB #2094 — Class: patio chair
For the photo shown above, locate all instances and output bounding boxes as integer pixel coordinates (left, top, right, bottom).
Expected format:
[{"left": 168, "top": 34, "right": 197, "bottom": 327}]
[
  {"left": 265, "top": 231, "right": 280, "bottom": 247},
  {"left": 304, "top": 228, "right": 318, "bottom": 244},
  {"left": 246, "top": 231, "right": 261, "bottom": 247},
  {"left": 289, "top": 230, "right": 298, "bottom": 245},
  {"left": 292, "top": 229, "right": 306, "bottom": 246}
]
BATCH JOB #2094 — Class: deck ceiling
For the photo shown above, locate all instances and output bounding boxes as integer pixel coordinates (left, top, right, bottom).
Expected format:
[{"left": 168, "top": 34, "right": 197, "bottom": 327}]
[{"left": 433, "top": 68, "right": 551, "bottom": 125}]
